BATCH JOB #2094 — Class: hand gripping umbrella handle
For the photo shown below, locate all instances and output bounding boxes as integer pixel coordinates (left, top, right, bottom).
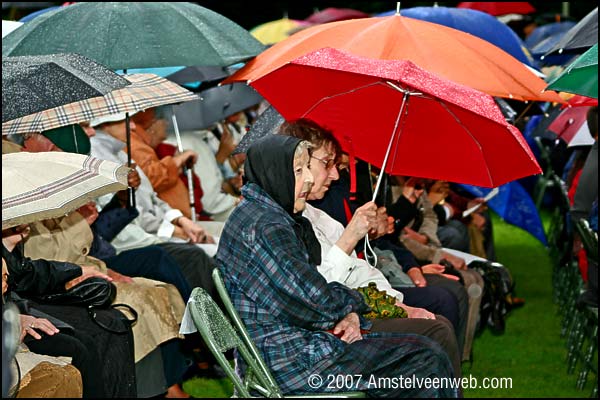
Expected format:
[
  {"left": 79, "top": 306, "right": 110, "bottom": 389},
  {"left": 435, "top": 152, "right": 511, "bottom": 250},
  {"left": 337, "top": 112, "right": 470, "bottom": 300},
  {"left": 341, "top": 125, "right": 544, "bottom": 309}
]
[{"left": 364, "top": 90, "right": 410, "bottom": 267}]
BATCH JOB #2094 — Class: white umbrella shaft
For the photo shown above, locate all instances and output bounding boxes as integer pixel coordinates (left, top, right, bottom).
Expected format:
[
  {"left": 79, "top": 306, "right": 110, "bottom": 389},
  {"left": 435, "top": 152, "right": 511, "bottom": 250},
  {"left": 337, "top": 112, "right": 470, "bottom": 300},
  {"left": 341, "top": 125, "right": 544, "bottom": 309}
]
[
  {"left": 365, "top": 91, "right": 410, "bottom": 267},
  {"left": 125, "top": 112, "right": 136, "bottom": 208},
  {"left": 171, "top": 113, "right": 197, "bottom": 222}
]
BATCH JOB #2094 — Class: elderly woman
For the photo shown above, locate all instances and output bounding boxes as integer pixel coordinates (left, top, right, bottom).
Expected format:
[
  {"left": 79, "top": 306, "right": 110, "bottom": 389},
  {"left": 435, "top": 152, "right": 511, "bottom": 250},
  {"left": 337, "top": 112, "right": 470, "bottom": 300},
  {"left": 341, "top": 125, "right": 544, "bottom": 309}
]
[{"left": 216, "top": 135, "right": 457, "bottom": 398}]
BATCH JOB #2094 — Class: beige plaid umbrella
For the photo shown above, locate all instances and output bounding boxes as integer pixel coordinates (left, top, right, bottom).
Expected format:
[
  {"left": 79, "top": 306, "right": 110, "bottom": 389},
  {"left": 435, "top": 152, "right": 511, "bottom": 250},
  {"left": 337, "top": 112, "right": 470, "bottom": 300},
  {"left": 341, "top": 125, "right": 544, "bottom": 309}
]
[
  {"left": 2, "top": 73, "right": 199, "bottom": 135},
  {"left": 2, "top": 152, "right": 129, "bottom": 229}
]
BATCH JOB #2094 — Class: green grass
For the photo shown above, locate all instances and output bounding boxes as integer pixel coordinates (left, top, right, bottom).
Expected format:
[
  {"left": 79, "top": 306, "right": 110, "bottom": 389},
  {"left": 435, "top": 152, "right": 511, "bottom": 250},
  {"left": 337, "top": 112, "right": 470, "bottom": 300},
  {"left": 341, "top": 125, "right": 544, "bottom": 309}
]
[
  {"left": 184, "top": 212, "right": 595, "bottom": 397},
  {"left": 462, "top": 213, "right": 592, "bottom": 398}
]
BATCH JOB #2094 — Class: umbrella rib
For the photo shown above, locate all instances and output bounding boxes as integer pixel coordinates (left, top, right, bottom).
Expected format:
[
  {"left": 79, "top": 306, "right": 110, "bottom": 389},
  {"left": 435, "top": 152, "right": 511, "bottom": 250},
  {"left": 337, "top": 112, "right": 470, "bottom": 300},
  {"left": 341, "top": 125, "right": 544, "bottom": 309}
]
[
  {"left": 300, "top": 82, "right": 384, "bottom": 117},
  {"left": 436, "top": 100, "right": 494, "bottom": 186}
]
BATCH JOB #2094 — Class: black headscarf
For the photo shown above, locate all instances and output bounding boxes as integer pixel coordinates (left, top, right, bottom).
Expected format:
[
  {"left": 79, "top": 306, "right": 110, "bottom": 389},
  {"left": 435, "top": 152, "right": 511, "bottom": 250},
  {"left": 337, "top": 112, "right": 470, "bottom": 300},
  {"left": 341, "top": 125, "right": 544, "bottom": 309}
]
[{"left": 244, "top": 135, "right": 322, "bottom": 266}]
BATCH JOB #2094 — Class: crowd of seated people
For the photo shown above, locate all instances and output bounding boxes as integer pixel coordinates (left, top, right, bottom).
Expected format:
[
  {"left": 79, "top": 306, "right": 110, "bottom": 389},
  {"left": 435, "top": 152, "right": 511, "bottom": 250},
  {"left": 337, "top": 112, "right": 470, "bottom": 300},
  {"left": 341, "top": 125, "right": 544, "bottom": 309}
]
[{"left": 5, "top": 100, "right": 596, "bottom": 398}]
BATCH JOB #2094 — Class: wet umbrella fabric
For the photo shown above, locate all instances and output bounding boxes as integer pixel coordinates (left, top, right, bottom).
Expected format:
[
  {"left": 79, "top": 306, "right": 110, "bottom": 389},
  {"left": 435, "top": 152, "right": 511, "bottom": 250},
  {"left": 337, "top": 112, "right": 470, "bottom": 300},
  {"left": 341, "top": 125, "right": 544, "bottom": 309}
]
[
  {"left": 2, "top": 2, "right": 266, "bottom": 70},
  {"left": 2, "top": 53, "right": 130, "bottom": 122},
  {"left": 542, "top": 7, "right": 597, "bottom": 58},
  {"left": 456, "top": 2, "right": 535, "bottom": 16},
  {"left": 2, "top": 73, "right": 198, "bottom": 135},
  {"left": 224, "top": 13, "right": 562, "bottom": 103},
  {"left": 2, "top": 152, "right": 129, "bottom": 229},
  {"left": 233, "top": 105, "right": 285, "bottom": 155},
  {"left": 305, "top": 7, "right": 370, "bottom": 24},
  {"left": 548, "top": 106, "right": 596, "bottom": 147},
  {"left": 249, "top": 47, "right": 541, "bottom": 188},
  {"left": 170, "top": 83, "right": 263, "bottom": 131},
  {"left": 546, "top": 44, "right": 598, "bottom": 99},
  {"left": 376, "top": 6, "right": 534, "bottom": 67}
]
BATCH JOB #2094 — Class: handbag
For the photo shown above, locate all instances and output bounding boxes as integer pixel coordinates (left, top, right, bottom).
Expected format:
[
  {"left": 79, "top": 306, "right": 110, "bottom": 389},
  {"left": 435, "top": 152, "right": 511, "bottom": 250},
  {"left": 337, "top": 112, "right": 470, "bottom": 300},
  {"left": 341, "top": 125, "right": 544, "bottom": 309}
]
[
  {"left": 34, "top": 277, "right": 138, "bottom": 334},
  {"left": 37, "top": 277, "right": 116, "bottom": 308},
  {"left": 355, "top": 282, "right": 408, "bottom": 319},
  {"left": 373, "top": 248, "right": 415, "bottom": 288}
]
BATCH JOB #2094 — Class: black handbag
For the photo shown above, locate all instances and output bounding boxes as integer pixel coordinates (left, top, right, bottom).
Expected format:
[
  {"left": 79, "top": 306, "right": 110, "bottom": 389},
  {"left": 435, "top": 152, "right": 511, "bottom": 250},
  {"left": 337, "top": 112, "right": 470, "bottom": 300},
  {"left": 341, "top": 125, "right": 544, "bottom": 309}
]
[
  {"left": 35, "top": 278, "right": 137, "bottom": 334},
  {"left": 37, "top": 277, "right": 116, "bottom": 308}
]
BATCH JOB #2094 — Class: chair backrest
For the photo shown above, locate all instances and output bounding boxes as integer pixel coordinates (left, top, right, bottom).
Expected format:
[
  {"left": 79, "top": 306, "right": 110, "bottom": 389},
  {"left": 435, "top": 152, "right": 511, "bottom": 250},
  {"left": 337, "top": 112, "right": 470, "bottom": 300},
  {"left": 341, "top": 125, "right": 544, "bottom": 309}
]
[
  {"left": 188, "top": 286, "right": 283, "bottom": 398},
  {"left": 211, "top": 268, "right": 283, "bottom": 397},
  {"left": 210, "top": 268, "right": 366, "bottom": 398},
  {"left": 575, "top": 218, "right": 599, "bottom": 264}
]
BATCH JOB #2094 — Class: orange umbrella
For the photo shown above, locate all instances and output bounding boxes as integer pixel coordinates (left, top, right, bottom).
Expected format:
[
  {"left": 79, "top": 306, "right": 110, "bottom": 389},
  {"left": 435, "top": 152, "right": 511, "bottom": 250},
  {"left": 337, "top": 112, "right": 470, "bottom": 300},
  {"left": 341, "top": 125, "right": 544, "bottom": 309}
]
[{"left": 225, "top": 14, "right": 563, "bottom": 103}]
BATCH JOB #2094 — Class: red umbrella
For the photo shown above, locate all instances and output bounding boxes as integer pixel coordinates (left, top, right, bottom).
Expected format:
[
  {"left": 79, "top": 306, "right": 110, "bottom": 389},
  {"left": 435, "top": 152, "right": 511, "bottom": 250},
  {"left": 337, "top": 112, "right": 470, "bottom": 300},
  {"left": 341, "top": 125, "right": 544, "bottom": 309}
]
[
  {"left": 305, "top": 7, "right": 370, "bottom": 24},
  {"left": 457, "top": 2, "right": 535, "bottom": 16},
  {"left": 548, "top": 106, "right": 595, "bottom": 147},
  {"left": 564, "top": 94, "right": 598, "bottom": 109},
  {"left": 249, "top": 47, "right": 541, "bottom": 189}
]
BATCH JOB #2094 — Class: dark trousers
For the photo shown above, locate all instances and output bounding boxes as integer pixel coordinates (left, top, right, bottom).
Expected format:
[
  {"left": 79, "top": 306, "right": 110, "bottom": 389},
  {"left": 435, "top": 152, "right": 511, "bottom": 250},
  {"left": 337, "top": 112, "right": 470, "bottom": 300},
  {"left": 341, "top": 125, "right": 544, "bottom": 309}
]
[
  {"left": 400, "top": 285, "right": 460, "bottom": 334},
  {"left": 25, "top": 331, "right": 102, "bottom": 398},
  {"left": 370, "top": 315, "right": 461, "bottom": 379},
  {"left": 105, "top": 245, "right": 192, "bottom": 301},
  {"left": 157, "top": 242, "right": 218, "bottom": 302}
]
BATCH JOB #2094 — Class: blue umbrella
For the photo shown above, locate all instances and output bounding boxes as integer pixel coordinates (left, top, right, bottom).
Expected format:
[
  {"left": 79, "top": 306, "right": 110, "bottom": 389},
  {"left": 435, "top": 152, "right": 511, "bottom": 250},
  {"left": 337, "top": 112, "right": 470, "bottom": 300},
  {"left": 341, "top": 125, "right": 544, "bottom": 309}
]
[
  {"left": 18, "top": 5, "right": 61, "bottom": 22},
  {"left": 525, "top": 21, "right": 576, "bottom": 49},
  {"left": 376, "top": 6, "right": 534, "bottom": 66},
  {"left": 457, "top": 181, "right": 548, "bottom": 246}
]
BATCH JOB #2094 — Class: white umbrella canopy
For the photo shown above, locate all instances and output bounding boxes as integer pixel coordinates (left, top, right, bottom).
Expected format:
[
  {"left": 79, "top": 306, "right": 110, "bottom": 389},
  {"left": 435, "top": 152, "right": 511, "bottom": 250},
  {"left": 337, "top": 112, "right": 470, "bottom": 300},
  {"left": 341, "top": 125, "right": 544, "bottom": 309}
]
[
  {"left": 2, "top": 152, "right": 129, "bottom": 229},
  {"left": 2, "top": 20, "right": 22, "bottom": 38}
]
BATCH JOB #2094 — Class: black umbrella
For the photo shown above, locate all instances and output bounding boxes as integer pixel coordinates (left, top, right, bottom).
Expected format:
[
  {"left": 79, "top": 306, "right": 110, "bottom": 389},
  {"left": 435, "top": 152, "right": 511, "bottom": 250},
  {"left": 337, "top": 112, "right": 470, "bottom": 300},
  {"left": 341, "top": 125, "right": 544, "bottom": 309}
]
[
  {"left": 166, "top": 66, "right": 231, "bottom": 86},
  {"left": 542, "top": 7, "right": 597, "bottom": 58},
  {"left": 170, "top": 83, "right": 263, "bottom": 131},
  {"left": 233, "top": 105, "right": 284, "bottom": 155},
  {"left": 2, "top": 53, "right": 129, "bottom": 122}
]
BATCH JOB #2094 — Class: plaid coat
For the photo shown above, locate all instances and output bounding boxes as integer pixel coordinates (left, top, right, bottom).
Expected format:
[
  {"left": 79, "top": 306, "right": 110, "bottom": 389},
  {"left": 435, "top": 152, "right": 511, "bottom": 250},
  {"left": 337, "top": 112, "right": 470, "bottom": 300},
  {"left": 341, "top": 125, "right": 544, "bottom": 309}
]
[{"left": 216, "top": 183, "right": 457, "bottom": 398}]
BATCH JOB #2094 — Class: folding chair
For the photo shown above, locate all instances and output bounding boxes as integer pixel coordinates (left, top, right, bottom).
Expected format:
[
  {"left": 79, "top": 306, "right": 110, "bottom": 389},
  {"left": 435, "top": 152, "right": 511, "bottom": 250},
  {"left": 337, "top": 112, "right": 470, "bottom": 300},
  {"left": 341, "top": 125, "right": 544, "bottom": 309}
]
[{"left": 186, "top": 268, "right": 365, "bottom": 398}]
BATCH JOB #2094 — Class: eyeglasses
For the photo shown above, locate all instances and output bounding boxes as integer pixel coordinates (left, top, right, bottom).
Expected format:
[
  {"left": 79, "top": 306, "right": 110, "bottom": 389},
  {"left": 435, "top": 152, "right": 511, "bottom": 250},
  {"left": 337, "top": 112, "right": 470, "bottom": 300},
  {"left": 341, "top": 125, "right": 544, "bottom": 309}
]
[{"left": 311, "top": 155, "right": 336, "bottom": 170}]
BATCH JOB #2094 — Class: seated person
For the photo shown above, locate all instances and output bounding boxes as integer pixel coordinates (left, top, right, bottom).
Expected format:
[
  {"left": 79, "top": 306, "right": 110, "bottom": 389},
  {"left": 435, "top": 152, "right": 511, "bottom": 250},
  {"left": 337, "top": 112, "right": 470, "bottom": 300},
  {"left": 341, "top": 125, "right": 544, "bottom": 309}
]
[
  {"left": 216, "top": 134, "right": 457, "bottom": 397},
  {"left": 2, "top": 230, "right": 136, "bottom": 398}
]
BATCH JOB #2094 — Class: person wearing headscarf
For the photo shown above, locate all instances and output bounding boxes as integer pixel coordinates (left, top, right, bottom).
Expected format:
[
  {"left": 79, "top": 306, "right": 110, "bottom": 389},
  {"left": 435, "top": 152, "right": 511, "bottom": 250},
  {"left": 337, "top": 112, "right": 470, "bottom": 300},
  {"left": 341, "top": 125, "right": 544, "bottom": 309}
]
[{"left": 216, "top": 135, "right": 457, "bottom": 398}]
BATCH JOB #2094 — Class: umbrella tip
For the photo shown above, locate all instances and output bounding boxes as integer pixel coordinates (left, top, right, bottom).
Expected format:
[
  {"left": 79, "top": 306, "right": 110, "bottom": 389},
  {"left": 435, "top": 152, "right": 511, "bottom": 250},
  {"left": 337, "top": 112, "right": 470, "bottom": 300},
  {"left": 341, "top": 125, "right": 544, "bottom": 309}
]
[{"left": 396, "top": 2, "right": 401, "bottom": 15}]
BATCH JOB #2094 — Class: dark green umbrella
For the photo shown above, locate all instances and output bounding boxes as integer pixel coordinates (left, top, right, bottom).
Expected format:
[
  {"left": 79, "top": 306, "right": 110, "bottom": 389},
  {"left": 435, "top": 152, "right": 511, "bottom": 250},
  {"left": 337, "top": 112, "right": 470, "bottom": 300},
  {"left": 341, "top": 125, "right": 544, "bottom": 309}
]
[
  {"left": 546, "top": 44, "right": 598, "bottom": 99},
  {"left": 2, "top": 2, "right": 266, "bottom": 70}
]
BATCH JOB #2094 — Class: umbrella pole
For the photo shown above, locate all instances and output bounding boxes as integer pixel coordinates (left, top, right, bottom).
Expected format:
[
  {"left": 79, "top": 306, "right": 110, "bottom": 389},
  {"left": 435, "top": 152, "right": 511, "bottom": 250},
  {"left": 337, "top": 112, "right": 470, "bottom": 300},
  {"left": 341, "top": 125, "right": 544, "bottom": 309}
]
[
  {"left": 515, "top": 102, "right": 534, "bottom": 125},
  {"left": 171, "top": 111, "right": 197, "bottom": 222},
  {"left": 125, "top": 112, "right": 136, "bottom": 208},
  {"left": 364, "top": 91, "right": 410, "bottom": 267}
]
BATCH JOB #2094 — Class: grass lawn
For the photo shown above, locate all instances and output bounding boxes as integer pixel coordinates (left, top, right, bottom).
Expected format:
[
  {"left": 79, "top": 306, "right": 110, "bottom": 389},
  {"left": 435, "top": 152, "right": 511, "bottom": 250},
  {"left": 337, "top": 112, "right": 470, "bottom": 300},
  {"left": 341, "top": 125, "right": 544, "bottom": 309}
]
[{"left": 184, "top": 212, "right": 595, "bottom": 398}]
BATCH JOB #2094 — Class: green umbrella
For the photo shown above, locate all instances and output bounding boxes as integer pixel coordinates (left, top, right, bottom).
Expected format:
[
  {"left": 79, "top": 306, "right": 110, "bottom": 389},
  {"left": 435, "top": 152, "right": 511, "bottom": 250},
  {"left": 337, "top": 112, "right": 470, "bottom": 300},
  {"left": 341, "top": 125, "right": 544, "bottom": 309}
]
[
  {"left": 2, "top": 2, "right": 266, "bottom": 70},
  {"left": 546, "top": 44, "right": 598, "bottom": 99}
]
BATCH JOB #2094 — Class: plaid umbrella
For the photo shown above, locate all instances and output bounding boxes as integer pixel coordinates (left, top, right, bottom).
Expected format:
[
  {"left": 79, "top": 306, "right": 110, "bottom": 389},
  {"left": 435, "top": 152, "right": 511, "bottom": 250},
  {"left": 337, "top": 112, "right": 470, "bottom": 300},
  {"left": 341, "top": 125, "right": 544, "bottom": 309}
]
[
  {"left": 2, "top": 152, "right": 129, "bottom": 229},
  {"left": 2, "top": 73, "right": 198, "bottom": 135},
  {"left": 2, "top": 53, "right": 130, "bottom": 122}
]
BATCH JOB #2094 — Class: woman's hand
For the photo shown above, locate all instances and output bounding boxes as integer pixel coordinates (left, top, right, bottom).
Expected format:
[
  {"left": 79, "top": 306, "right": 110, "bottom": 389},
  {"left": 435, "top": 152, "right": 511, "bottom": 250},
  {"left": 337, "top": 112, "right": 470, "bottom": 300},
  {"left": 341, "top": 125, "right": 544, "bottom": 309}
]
[
  {"left": 64, "top": 265, "right": 112, "bottom": 290},
  {"left": 402, "top": 226, "right": 428, "bottom": 244},
  {"left": 407, "top": 267, "right": 427, "bottom": 287},
  {"left": 177, "top": 217, "right": 214, "bottom": 244},
  {"left": 421, "top": 264, "right": 461, "bottom": 281},
  {"left": 19, "top": 315, "right": 59, "bottom": 341},
  {"left": 396, "top": 303, "right": 435, "bottom": 320},
  {"left": 332, "top": 312, "right": 363, "bottom": 344}
]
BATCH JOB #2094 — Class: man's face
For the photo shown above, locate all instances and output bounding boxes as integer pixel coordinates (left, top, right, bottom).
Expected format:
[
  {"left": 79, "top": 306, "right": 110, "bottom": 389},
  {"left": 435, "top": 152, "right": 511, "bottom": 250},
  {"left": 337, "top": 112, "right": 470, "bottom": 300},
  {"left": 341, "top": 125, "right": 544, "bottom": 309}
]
[
  {"left": 307, "top": 142, "right": 340, "bottom": 201},
  {"left": 23, "top": 133, "right": 61, "bottom": 153}
]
